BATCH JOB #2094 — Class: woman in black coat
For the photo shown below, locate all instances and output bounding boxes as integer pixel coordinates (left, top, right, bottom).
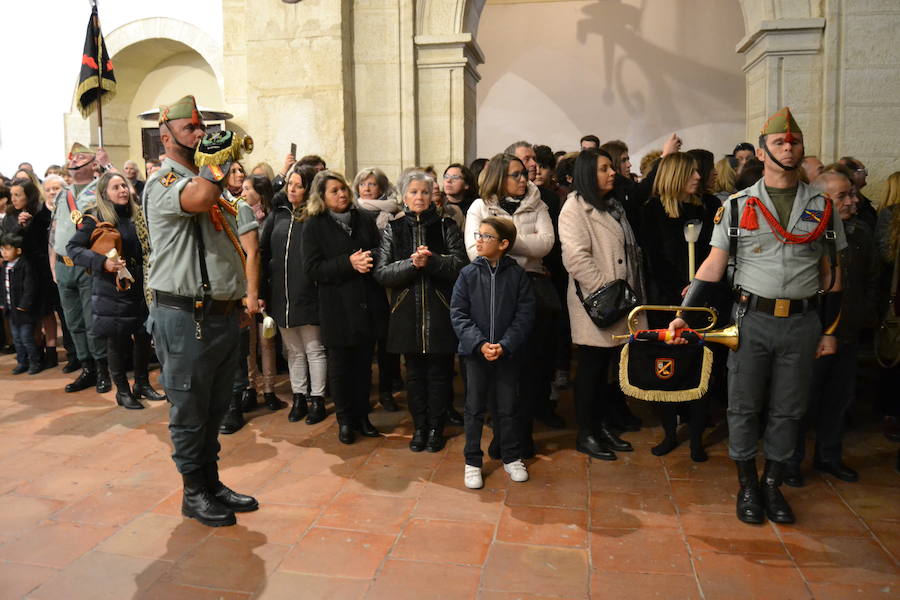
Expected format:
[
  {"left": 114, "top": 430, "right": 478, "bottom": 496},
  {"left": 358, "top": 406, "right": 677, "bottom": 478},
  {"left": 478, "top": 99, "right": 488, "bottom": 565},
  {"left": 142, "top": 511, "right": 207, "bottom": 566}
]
[
  {"left": 260, "top": 164, "right": 327, "bottom": 424},
  {"left": 641, "top": 152, "right": 714, "bottom": 462},
  {"left": 67, "top": 172, "right": 164, "bottom": 409},
  {"left": 301, "top": 170, "right": 389, "bottom": 444},
  {"left": 374, "top": 170, "right": 467, "bottom": 452}
]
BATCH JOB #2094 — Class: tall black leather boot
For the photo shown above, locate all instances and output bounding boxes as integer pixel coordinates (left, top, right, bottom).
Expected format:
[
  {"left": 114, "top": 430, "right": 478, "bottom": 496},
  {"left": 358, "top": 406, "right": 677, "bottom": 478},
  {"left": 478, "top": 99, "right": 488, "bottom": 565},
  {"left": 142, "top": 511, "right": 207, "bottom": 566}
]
[
  {"left": 203, "top": 463, "right": 258, "bottom": 512},
  {"left": 219, "top": 392, "right": 245, "bottom": 434},
  {"left": 735, "top": 459, "right": 765, "bottom": 524},
  {"left": 760, "top": 460, "right": 796, "bottom": 524},
  {"left": 288, "top": 393, "right": 308, "bottom": 422},
  {"left": 95, "top": 358, "right": 112, "bottom": 393},
  {"left": 306, "top": 396, "right": 326, "bottom": 425},
  {"left": 181, "top": 470, "right": 235, "bottom": 527},
  {"left": 65, "top": 358, "right": 96, "bottom": 393}
]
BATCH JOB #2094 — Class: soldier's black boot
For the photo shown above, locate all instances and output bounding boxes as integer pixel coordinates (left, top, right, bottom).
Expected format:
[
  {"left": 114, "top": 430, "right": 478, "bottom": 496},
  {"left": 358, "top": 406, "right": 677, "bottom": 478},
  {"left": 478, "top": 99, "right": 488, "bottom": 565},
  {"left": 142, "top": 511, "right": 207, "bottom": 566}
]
[
  {"left": 735, "top": 459, "right": 765, "bottom": 524},
  {"left": 761, "top": 460, "right": 796, "bottom": 524},
  {"left": 219, "top": 392, "right": 245, "bottom": 434},
  {"left": 288, "top": 393, "right": 308, "bottom": 422},
  {"left": 65, "top": 358, "right": 96, "bottom": 393},
  {"left": 203, "top": 463, "right": 258, "bottom": 512},
  {"left": 95, "top": 358, "right": 112, "bottom": 393},
  {"left": 181, "top": 470, "right": 235, "bottom": 527},
  {"left": 306, "top": 396, "right": 326, "bottom": 425}
]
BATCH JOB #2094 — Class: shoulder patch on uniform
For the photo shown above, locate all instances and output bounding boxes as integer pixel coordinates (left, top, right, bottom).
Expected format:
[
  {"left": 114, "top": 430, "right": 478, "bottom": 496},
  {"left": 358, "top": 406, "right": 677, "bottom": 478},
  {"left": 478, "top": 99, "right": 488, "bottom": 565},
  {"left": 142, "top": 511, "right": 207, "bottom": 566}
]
[
  {"left": 801, "top": 208, "right": 823, "bottom": 223},
  {"left": 713, "top": 206, "right": 725, "bottom": 224},
  {"left": 160, "top": 172, "right": 180, "bottom": 188}
]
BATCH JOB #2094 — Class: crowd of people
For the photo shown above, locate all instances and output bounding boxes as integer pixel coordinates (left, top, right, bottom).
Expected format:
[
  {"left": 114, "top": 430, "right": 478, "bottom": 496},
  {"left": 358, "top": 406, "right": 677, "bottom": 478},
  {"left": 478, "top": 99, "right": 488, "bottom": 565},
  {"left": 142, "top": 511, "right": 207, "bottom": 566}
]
[{"left": 1, "top": 98, "right": 898, "bottom": 529}]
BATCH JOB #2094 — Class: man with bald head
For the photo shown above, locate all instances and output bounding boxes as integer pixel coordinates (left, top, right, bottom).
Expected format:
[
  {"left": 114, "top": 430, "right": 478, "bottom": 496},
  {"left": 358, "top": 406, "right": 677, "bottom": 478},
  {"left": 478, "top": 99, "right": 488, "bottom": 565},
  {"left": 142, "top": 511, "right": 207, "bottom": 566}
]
[{"left": 801, "top": 156, "right": 824, "bottom": 184}]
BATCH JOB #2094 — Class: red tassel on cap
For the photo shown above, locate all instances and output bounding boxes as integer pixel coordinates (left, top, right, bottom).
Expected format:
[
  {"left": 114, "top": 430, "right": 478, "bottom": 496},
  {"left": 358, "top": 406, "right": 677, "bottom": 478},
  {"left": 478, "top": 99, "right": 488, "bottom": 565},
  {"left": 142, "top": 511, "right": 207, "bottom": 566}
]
[
  {"left": 784, "top": 131, "right": 796, "bottom": 144},
  {"left": 740, "top": 197, "right": 759, "bottom": 230},
  {"left": 191, "top": 108, "right": 201, "bottom": 127}
]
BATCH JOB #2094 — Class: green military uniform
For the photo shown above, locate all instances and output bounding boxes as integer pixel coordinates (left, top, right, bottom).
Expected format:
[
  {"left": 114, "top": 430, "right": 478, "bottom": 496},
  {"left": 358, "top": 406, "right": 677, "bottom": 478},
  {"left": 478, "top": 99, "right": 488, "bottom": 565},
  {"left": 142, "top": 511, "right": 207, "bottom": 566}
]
[
  {"left": 145, "top": 113, "right": 247, "bottom": 476},
  {"left": 709, "top": 107, "right": 847, "bottom": 465},
  {"left": 53, "top": 175, "right": 106, "bottom": 364}
]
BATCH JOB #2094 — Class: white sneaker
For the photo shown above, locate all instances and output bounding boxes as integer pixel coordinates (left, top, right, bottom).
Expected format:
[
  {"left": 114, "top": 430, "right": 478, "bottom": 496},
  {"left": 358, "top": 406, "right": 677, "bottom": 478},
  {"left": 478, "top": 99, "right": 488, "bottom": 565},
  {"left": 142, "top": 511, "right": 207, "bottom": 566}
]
[
  {"left": 504, "top": 459, "right": 529, "bottom": 483},
  {"left": 464, "top": 465, "right": 483, "bottom": 489}
]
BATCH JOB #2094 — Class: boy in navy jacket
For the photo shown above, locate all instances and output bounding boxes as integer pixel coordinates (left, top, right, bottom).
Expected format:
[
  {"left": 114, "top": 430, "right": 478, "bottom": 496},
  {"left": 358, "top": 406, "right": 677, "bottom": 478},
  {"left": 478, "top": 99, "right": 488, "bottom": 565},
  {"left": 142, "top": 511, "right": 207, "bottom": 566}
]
[
  {"left": 0, "top": 233, "right": 40, "bottom": 374},
  {"left": 451, "top": 217, "right": 535, "bottom": 488}
]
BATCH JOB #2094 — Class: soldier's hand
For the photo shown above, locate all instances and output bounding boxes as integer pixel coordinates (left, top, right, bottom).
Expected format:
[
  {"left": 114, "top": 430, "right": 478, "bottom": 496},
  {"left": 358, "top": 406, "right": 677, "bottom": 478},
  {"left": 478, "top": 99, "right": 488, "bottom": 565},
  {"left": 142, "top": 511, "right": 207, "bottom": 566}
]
[
  {"left": 816, "top": 335, "right": 838, "bottom": 358},
  {"left": 665, "top": 317, "right": 689, "bottom": 345},
  {"left": 350, "top": 249, "right": 373, "bottom": 273},
  {"left": 104, "top": 257, "right": 126, "bottom": 273},
  {"left": 95, "top": 147, "right": 111, "bottom": 170}
]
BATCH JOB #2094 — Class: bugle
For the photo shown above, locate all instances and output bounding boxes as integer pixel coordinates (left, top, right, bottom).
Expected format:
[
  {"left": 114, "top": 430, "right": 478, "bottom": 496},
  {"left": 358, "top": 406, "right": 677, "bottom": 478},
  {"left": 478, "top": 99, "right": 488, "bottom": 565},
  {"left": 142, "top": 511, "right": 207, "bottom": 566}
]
[{"left": 612, "top": 305, "right": 739, "bottom": 351}]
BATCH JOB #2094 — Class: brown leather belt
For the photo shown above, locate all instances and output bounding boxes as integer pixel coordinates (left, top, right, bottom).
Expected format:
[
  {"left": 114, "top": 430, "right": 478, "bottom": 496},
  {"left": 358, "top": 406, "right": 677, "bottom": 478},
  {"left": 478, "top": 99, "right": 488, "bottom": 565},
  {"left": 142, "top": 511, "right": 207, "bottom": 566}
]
[
  {"left": 56, "top": 255, "right": 75, "bottom": 267},
  {"left": 154, "top": 291, "right": 239, "bottom": 316},
  {"left": 740, "top": 292, "right": 819, "bottom": 318}
]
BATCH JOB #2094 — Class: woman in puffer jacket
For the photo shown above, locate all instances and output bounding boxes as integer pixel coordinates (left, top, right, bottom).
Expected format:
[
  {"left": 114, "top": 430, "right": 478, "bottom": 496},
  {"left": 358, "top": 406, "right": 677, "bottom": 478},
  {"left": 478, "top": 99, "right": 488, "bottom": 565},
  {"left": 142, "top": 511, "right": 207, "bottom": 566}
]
[
  {"left": 375, "top": 170, "right": 468, "bottom": 453},
  {"left": 464, "top": 153, "right": 556, "bottom": 457}
]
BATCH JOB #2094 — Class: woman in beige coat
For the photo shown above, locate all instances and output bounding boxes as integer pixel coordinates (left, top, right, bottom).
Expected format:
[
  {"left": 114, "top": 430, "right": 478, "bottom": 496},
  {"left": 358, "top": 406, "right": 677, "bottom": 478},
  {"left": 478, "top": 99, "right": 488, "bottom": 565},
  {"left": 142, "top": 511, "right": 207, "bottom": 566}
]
[{"left": 559, "top": 149, "right": 647, "bottom": 461}]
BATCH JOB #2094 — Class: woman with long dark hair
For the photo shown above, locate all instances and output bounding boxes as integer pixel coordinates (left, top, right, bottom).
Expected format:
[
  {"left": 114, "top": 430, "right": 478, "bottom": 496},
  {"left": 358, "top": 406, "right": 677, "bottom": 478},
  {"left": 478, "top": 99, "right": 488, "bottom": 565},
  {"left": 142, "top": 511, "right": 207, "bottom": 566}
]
[
  {"left": 66, "top": 172, "right": 164, "bottom": 409},
  {"left": 559, "top": 149, "right": 646, "bottom": 461}
]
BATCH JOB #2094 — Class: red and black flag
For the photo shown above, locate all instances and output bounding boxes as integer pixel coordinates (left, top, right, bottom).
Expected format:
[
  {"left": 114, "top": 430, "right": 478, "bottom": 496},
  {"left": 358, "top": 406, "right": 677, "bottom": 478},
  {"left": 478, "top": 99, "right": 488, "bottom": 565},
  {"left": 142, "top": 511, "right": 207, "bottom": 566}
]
[{"left": 76, "top": 3, "right": 116, "bottom": 119}]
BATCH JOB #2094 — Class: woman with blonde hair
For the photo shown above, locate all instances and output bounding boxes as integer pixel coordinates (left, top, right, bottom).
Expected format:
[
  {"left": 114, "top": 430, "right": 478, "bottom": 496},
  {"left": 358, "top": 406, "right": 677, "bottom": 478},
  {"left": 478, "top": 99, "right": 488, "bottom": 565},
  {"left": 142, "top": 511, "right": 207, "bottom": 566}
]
[
  {"left": 66, "top": 172, "right": 163, "bottom": 409},
  {"left": 302, "top": 170, "right": 389, "bottom": 443},
  {"left": 713, "top": 157, "right": 737, "bottom": 202},
  {"left": 641, "top": 152, "right": 715, "bottom": 460}
]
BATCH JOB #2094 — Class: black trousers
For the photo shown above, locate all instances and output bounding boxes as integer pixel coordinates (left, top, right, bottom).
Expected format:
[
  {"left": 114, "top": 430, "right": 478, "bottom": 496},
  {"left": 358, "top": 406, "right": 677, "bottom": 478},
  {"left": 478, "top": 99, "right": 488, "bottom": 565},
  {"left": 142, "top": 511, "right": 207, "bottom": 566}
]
[
  {"left": 107, "top": 327, "right": 152, "bottom": 389},
  {"left": 329, "top": 342, "right": 375, "bottom": 423},
  {"left": 464, "top": 355, "right": 521, "bottom": 467},
  {"left": 657, "top": 399, "right": 708, "bottom": 446},
  {"left": 519, "top": 298, "right": 558, "bottom": 447},
  {"left": 573, "top": 345, "right": 618, "bottom": 433},
  {"left": 376, "top": 338, "right": 401, "bottom": 393},
  {"left": 404, "top": 353, "right": 453, "bottom": 430}
]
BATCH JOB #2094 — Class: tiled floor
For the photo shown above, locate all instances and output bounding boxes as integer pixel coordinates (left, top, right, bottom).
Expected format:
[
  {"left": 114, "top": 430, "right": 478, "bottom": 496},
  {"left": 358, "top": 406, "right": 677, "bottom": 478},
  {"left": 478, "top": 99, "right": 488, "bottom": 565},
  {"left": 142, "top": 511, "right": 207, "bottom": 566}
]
[{"left": 0, "top": 356, "right": 897, "bottom": 599}]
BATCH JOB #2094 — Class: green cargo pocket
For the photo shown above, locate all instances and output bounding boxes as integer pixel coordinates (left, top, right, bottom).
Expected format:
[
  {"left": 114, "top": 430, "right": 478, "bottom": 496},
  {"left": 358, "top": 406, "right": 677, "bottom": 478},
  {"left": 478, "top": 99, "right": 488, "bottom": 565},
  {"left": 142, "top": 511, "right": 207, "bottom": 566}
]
[{"left": 162, "top": 367, "right": 192, "bottom": 391}]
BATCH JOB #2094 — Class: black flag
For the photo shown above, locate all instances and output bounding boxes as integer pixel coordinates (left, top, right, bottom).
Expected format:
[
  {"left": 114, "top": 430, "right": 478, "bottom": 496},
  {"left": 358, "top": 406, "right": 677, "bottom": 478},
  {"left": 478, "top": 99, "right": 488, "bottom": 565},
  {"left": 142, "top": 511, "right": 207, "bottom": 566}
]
[{"left": 76, "top": 4, "right": 117, "bottom": 119}]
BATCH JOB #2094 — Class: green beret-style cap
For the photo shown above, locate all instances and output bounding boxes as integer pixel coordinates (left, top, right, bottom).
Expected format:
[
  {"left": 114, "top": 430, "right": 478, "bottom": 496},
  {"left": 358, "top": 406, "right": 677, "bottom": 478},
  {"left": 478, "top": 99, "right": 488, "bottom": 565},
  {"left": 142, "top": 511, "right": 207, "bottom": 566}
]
[
  {"left": 159, "top": 95, "right": 201, "bottom": 125},
  {"left": 760, "top": 107, "right": 802, "bottom": 141},
  {"left": 68, "top": 142, "right": 94, "bottom": 158}
]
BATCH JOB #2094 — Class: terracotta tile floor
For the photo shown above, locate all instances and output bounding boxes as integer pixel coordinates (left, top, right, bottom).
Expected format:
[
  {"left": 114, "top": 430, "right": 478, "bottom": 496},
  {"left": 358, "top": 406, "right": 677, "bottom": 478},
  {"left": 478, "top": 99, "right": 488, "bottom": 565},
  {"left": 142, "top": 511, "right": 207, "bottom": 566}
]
[{"left": 0, "top": 357, "right": 898, "bottom": 599}]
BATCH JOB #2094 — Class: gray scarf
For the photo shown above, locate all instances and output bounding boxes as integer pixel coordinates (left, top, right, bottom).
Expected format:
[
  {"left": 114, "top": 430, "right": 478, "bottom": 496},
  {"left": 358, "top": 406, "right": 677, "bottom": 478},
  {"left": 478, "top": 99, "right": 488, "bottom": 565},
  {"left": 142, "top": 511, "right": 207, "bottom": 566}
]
[
  {"left": 606, "top": 197, "right": 646, "bottom": 303},
  {"left": 328, "top": 209, "right": 353, "bottom": 236}
]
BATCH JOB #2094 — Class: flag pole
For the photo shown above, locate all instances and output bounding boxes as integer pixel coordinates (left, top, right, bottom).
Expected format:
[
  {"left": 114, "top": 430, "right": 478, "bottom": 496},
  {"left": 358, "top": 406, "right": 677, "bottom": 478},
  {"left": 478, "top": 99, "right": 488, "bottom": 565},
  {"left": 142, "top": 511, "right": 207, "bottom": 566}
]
[{"left": 93, "top": 0, "right": 104, "bottom": 147}]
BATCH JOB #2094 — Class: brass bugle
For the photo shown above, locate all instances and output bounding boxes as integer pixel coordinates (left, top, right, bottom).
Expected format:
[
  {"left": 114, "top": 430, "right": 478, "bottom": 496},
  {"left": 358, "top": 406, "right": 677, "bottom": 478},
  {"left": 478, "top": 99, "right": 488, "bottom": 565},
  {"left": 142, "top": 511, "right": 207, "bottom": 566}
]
[{"left": 626, "top": 305, "right": 719, "bottom": 334}]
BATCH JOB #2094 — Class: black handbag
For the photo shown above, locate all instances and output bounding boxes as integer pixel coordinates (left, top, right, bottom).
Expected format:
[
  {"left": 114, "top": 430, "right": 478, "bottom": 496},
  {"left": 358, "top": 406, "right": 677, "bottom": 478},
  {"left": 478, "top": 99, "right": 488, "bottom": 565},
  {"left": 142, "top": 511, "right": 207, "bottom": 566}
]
[{"left": 574, "top": 278, "right": 639, "bottom": 329}]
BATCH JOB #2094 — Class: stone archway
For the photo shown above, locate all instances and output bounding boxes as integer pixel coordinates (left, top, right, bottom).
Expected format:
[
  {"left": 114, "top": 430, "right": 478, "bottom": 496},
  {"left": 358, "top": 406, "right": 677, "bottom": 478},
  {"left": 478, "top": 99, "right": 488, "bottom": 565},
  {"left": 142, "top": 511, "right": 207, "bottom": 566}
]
[{"left": 64, "top": 18, "right": 224, "bottom": 169}]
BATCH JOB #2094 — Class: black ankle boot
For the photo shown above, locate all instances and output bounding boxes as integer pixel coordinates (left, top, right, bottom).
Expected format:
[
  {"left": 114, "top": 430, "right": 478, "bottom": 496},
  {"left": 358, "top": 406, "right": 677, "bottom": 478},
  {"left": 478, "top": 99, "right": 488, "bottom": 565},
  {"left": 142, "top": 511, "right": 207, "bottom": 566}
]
[
  {"left": 425, "top": 428, "right": 445, "bottom": 452},
  {"left": 446, "top": 405, "right": 464, "bottom": 426},
  {"left": 735, "top": 459, "right": 765, "bottom": 524},
  {"left": 597, "top": 423, "right": 633, "bottom": 452},
  {"left": 181, "top": 470, "right": 235, "bottom": 527},
  {"left": 577, "top": 430, "right": 617, "bottom": 461},
  {"left": 409, "top": 429, "right": 428, "bottom": 452},
  {"left": 114, "top": 380, "right": 144, "bottom": 410},
  {"left": 203, "top": 463, "right": 258, "bottom": 512},
  {"left": 133, "top": 380, "right": 166, "bottom": 401},
  {"left": 760, "top": 460, "right": 795, "bottom": 524},
  {"left": 264, "top": 392, "right": 285, "bottom": 411},
  {"left": 95, "top": 358, "right": 112, "bottom": 393},
  {"left": 337, "top": 417, "right": 355, "bottom": 444},
  {"left": 379, "top": 391, "right": 399, "bottom": 412},
  {"left": 219, "top": 393, "right": 245, "bottom": 434},
  {"left": 65, "top": 359, "right": 96, "bottom": 393},
  {"left": 355, "top": 416, "right": 380, "bottom": 437},
  {"left": 43, "top": 348, "right": 59, "bottom": 369},
  {"left": 288, "top": 393, "right": 308, "bottom": 422},
  {"left": 241, "top": 388, "right": 258, "bottom": 412},
  {"left": 306, "top": 396, "right": 326, "bottom": 425}
]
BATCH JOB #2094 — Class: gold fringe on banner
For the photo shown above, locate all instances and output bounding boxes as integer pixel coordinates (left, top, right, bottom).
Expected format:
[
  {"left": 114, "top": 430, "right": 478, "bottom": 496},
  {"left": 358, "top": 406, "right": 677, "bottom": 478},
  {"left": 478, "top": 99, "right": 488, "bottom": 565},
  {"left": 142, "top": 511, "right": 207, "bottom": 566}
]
[
  {"left": 75, "top": 75, "right": 117, "bottom": 119},
  {"left": 618, "top": 344, "right": 713, "bottom": 403}
]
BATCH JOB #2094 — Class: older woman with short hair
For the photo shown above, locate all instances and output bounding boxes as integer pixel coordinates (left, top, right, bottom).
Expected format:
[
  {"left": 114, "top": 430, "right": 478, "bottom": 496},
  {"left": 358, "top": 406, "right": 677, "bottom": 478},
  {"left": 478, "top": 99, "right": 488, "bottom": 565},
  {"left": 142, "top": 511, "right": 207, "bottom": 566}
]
[{"left": 302, "top": 171, "right": 389, "bottom": 444}]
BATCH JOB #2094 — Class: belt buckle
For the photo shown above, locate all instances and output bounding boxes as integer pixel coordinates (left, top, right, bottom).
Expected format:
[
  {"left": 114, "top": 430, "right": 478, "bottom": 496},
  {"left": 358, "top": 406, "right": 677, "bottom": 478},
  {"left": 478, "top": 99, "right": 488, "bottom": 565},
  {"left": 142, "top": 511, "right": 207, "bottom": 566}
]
[
  {"left": 63, "top": 256, "right": 74, "bottom": 267},
  {"left": 774, "top": 298, "right": 791, "bottom": 318}
]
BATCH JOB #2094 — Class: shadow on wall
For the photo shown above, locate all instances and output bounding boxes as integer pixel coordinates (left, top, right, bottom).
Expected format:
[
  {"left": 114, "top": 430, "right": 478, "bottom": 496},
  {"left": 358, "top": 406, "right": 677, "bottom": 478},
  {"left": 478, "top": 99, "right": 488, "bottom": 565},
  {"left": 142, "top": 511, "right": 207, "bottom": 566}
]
[{"left": 476, "top": 0, "right": 746, "bottom": 156}]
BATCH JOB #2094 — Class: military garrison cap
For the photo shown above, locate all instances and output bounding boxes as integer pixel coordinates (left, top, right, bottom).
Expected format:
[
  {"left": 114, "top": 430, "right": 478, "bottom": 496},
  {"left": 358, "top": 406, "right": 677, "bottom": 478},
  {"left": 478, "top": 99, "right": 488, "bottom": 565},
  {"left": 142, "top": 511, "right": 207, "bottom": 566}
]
[
  {"left": 67, "top": 142, "right": 94, "bottom": 159},
  {"left": 159, "top": 95, "right": 201, "bottom": 126},
  {"left": 760, "top": 107, "right": 802, "bottom": 142}
]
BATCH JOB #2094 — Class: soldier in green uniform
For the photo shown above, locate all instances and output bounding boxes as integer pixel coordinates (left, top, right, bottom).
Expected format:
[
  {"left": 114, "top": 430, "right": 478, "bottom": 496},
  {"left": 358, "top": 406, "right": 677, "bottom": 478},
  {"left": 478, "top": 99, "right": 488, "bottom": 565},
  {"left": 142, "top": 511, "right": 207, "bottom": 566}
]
[
  {"left": 144, "top": 95, "right": 258, "bottom": 527},
  {"left": 52, "top": 143, "right": 112, "bottom": 394},
  {"left": 668, "top": 107, "right": 846, "bottom": 525}
]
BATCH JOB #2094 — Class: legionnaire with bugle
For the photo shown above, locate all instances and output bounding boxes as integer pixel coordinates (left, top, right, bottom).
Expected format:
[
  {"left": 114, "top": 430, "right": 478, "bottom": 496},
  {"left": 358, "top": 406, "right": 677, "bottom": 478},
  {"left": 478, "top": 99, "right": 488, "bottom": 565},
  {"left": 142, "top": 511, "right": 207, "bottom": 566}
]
[{"left": 666, "top": 107, "right": 847, "bottom": 526}]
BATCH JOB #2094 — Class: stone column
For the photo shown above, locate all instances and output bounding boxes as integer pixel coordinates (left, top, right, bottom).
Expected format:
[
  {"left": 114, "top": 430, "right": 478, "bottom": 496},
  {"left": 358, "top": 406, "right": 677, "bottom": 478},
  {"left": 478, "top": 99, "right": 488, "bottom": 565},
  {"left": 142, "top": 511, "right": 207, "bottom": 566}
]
[{"left": 414, "top": 33, "right": 484, "bottom": 169}]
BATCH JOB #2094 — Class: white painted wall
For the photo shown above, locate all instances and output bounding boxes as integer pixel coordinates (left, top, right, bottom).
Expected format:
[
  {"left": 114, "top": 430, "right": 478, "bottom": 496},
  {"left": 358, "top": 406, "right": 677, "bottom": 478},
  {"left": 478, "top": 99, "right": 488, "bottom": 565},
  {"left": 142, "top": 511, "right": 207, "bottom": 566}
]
[
  {"left": 476, "top": 0, "right": 746, "bottom": 162},
  {"left": 0, "top": 0, "right": 222, "bottom": 176}
]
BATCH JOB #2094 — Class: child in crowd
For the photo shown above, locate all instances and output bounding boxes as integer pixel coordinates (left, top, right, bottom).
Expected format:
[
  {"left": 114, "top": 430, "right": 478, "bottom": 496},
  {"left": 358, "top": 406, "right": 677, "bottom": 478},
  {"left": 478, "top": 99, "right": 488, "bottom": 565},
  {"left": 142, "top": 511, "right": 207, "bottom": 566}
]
[
  {"left": 450, "top": 217, "right": 535, "bottom": 488},
  {"left": 0, "top": 233, "right": 40, "bottom": 374}
]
